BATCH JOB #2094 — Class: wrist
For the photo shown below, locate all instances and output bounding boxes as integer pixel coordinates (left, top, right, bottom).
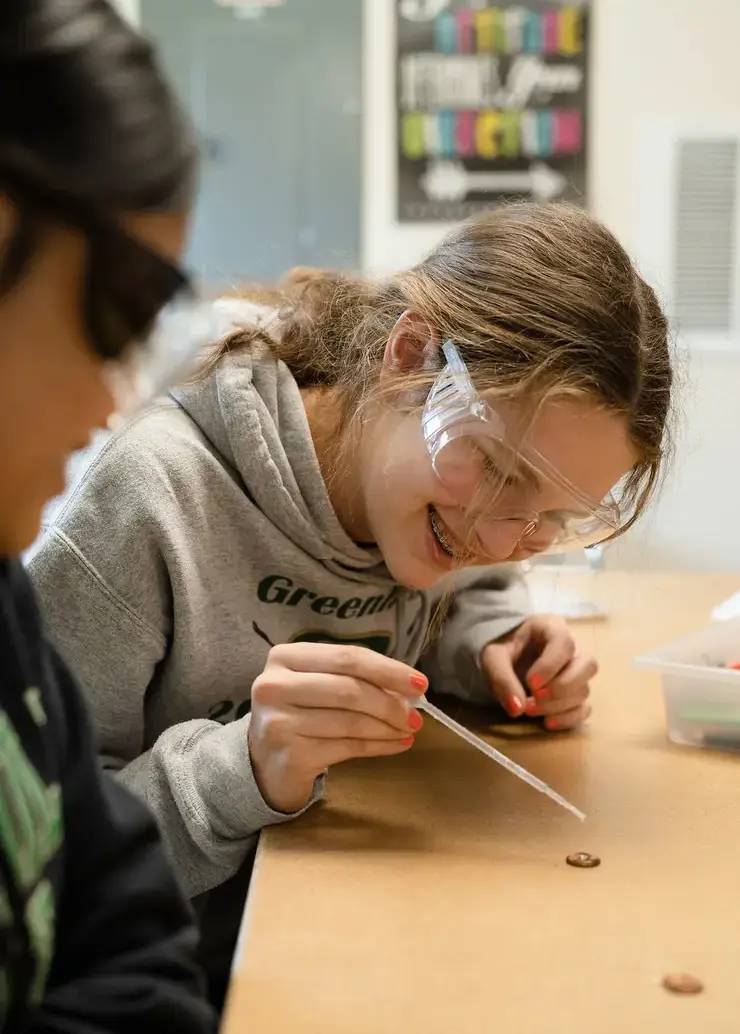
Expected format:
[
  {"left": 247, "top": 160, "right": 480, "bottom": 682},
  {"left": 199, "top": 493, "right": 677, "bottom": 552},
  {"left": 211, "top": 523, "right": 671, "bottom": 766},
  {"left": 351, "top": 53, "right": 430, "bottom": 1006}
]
[
  {"left": 248, "top": 731, "right": 319, "bottom": 814},
  {"left": 263, "top": 778, "right": 317, "bottom": 815}
]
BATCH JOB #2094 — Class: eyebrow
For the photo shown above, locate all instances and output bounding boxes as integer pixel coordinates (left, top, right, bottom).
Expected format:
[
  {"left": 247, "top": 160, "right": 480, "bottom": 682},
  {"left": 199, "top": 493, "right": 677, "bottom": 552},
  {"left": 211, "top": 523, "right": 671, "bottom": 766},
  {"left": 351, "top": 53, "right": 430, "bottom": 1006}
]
[
  {"left": 480, "top": 437, "right": 539, "bottom": 491},
  {"left": 508, "top": 454, "right": 541, "bottom": 493}
]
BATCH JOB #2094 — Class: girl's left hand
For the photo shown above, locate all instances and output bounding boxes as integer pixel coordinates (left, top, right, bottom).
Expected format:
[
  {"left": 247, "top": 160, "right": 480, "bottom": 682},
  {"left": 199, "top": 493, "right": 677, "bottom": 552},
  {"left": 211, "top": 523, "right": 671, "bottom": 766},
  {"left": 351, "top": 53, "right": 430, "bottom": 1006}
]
[{"left": 480, "top": 615, "right": 596, "bottom": 731}]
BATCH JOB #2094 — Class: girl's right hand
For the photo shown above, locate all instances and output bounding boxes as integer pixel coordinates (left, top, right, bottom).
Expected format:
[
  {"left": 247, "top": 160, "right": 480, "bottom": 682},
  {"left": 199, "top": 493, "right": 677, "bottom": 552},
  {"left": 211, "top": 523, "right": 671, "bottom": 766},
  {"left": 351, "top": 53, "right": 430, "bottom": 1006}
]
[{"left": 248, "top": 642, "right": 428, "bottom": 814}]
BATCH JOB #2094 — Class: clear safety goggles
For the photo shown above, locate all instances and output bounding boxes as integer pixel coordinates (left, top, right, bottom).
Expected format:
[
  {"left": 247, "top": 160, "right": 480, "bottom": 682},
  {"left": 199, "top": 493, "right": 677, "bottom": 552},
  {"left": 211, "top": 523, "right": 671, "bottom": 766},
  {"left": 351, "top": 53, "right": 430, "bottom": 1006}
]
[{"left": 421, "top": 340, "right": 628, "bottom": 558}]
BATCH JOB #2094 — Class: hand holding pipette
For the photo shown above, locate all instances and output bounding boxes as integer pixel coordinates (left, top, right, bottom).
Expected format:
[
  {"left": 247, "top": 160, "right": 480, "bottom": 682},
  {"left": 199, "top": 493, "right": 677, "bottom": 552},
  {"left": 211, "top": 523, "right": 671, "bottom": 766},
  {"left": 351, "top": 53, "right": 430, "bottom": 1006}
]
[{"left": 248, "top": 643, "right": 428, "bottom": 813}]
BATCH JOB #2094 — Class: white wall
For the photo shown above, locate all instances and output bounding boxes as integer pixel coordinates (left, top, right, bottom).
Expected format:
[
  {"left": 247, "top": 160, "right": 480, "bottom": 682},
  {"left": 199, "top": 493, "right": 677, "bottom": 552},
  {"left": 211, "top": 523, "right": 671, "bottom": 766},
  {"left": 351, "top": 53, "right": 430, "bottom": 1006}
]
[
  {"left": 590, "top": 0, "right": 740, "bottom": 572},
  {"left": 363, "top": 0, "right": 740, "bottom": 573}
]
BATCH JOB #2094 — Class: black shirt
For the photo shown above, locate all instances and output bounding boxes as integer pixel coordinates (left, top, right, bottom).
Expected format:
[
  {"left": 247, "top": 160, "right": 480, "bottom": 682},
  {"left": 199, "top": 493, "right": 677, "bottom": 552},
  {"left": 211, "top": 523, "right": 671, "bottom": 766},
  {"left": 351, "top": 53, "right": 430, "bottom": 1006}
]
[{"left": 0, "top": 558, "right": 216, "bottom": 1032}]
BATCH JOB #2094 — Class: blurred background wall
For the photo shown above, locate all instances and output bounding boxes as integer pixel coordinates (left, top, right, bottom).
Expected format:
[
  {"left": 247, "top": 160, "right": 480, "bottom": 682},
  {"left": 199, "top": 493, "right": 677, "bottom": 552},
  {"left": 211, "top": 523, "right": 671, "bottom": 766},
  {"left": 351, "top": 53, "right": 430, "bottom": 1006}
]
[{"left": 111, "top": 0, "right": 740, "bottom": 574}]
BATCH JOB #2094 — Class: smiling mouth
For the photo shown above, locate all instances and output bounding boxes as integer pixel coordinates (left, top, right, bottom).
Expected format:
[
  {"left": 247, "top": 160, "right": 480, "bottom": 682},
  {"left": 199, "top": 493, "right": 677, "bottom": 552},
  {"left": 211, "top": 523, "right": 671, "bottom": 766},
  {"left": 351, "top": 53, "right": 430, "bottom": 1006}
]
[{"left": 428, "top": 505, "right": 466, "bottom": 561}]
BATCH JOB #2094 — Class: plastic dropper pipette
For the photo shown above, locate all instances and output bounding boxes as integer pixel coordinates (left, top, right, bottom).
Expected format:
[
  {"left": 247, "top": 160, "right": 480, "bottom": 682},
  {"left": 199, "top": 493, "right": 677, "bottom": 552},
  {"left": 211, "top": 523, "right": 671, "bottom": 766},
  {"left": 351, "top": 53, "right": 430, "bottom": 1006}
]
[{"left": 411, "top": 696, "right": 585, "bottom": 822}]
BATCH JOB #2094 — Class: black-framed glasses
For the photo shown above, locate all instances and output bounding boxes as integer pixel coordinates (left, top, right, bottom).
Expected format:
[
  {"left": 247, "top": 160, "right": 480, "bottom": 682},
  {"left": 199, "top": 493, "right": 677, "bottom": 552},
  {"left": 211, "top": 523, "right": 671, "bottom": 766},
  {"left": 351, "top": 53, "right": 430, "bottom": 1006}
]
[
  {"left": 80, "top": 221, "right": 225, "bottom": 423},
  {"left": 0, "top": 162, "right": 223, "bottom": 420},
  {"left": 84, "top": 221, "right": 191, "bottom": 362}
]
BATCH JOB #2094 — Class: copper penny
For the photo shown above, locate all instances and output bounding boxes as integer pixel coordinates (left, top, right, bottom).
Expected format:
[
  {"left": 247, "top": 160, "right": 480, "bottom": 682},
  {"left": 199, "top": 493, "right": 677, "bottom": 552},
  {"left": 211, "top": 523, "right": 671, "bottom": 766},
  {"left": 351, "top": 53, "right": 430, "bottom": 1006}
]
[
  {"left": 662, "top": 973, "right": 704, "bottom": 995},
  {"left": 566, "top": 852, "right": 601, "bottom": 869}
]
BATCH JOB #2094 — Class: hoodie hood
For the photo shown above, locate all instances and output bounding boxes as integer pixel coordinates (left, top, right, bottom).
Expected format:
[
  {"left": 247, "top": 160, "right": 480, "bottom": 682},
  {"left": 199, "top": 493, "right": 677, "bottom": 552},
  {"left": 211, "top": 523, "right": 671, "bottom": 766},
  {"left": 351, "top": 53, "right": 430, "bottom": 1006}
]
[{"left": 171, "top": 301, "right": 383, "bottom": 576}]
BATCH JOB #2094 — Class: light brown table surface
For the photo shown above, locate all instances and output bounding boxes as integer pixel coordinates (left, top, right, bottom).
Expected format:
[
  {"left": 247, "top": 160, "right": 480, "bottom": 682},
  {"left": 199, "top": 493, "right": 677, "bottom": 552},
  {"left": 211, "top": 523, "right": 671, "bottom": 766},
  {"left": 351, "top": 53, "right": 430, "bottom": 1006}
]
[{"left": 222, "top": 570, "right": 740, "bottom": 1033}]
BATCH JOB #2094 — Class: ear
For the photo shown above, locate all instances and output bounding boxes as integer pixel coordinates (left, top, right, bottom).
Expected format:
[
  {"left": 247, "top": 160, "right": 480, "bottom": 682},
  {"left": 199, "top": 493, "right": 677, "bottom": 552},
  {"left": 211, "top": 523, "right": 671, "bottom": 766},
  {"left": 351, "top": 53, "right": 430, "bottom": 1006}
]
[{"left": 381, "top": 309, "right": 438, "bottom": 377}]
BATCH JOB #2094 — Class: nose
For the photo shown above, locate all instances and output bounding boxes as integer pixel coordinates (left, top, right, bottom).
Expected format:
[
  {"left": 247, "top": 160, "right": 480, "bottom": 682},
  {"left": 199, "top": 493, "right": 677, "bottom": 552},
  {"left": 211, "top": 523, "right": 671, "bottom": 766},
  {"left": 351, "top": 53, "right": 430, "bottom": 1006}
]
[{"left": 477, "top": 518, "right": 535, "bottom": 562}]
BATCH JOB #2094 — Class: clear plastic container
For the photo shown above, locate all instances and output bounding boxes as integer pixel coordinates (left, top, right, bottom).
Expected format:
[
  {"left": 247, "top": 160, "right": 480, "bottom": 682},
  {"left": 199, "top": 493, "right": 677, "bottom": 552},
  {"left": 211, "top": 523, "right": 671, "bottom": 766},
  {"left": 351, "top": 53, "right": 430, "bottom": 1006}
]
[{"left": 635, "top": 618, "right": 740, "bottom": 751}]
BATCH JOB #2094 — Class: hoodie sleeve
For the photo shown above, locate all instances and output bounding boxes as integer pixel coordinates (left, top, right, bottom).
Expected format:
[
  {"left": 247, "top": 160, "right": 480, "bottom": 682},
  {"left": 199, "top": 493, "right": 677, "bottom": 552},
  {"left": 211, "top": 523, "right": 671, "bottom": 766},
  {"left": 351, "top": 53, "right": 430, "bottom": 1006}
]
[
  {"left": 27, "top": 433, "right": 322, "bottom": 900},
  {"left": 417, "top": 565, "right": 531, "bottom": 704}
]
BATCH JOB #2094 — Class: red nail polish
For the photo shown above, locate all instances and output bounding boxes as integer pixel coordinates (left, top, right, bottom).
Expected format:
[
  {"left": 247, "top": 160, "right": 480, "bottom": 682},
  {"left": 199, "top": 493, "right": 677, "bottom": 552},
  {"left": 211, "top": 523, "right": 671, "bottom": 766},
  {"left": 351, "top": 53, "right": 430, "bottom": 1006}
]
[
  {"left": 408, "top": 710, "right": 423, "bottom": 732},
  {"left": 525, "top": 698, "right": 539, "bottom": 716},
  {"left": 400, "top": 735, "right": 415, "bottom": 748},
  {"left": 410, "top": 674, "right": 428, "bottom": 692},
  {"left": 508, "top": 696, "right": 524, "bottom": 716},
  {"left": 534, "top": 687, "right": 551, "bottom": 702},
  {"left": 529, "top": 674, "right": 545, "bottom": 692},
  {"left": 545, "top": 717, "right": 561, "bottom": 731}
]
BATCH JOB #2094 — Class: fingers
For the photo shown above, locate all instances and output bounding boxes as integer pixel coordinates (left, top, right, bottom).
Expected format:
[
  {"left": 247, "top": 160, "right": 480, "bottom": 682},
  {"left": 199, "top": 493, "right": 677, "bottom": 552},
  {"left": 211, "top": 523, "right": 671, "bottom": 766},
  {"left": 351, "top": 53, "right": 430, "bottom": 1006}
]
[
  {"left": 266, "top": 642, "right": 428, "bottom": 699},
  {"left": 542, "top": 703, "right": 592, "bottom": 732},
  {"left": 252, "top": 670, "right": 417, "bottom": 735},
  {"left": 274, "top": 704, "right": 422, "bottom": 743},
  {"left": 481, "top": 643, "right": 529, "bottom": 716},
  {"left": 483, "top": 617, "right": 578, "bottom": 717},
  {"left": 528, "top": 689, "right": 588, "bottom": 717},
  {"left": 525, "top": 620, "right": 577, "bottom": 693},
  {"left": 249, "top": 643, "right": 429, "bottom": 813},
  {"left": 303, "top": 734, "right": 417, "bottom": 770},
  {"left": 523, "top": 652, "right": 596, "bottom": 727},
  {"left": 550, "top": 652, "right": 599, "bottom": 690}
]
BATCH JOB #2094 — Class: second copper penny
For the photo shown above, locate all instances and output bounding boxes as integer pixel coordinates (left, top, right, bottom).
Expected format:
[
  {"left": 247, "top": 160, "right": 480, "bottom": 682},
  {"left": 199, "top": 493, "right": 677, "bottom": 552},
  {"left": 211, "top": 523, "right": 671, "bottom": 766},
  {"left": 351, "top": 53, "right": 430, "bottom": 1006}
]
[
  {"left": 566, "top": 852, "right": 601, "bottom": 869},
  {"left": 662, "top": 973, "right": 704, "bottom": 995}
]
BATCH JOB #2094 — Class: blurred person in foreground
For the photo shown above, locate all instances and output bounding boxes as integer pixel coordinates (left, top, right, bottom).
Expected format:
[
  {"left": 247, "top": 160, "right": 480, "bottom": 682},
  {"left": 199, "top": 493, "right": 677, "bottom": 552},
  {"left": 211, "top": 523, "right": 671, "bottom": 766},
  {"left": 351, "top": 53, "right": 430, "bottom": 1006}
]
[{"left": 0, "top": 1, "right": 217, "bottom": 1029}]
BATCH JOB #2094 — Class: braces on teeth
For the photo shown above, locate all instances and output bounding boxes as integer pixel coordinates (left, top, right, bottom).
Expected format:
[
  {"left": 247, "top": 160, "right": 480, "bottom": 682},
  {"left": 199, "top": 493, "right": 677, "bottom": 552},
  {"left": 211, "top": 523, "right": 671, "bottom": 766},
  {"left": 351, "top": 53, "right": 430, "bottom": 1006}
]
[{"left": 429, "top": 507, "right": 458, "bottom": 558}]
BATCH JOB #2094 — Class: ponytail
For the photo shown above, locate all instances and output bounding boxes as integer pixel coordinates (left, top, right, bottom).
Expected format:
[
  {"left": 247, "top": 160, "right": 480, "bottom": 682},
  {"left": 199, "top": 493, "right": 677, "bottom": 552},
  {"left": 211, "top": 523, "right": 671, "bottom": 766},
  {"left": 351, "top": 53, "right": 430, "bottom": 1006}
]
[{"left": 208, "top": 266, "right": 404, "bottom": 392}]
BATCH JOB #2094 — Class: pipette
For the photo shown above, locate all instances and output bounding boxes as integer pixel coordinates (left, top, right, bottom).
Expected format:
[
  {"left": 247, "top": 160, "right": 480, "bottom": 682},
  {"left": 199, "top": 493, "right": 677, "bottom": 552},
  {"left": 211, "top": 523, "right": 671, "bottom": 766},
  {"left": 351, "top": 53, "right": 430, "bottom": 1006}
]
[{"left": 411, "top": 696, "right": 586, "bottom": 822}]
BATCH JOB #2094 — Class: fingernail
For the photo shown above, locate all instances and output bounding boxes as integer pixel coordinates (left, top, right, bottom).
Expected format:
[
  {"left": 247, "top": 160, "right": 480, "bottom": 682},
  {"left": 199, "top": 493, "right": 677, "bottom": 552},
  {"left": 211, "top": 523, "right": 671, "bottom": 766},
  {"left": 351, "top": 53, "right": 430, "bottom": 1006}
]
[
  {"left": 410, "top": 674, "right": 428, "bottom": 692},
  {"left": 525, "top": 698, "right": 539, "bottom": 716},
  {"left": 534, "top": 686, "right": 551, "bottom": 702},
  {"left": 408, "top": 710, "right": 424, "bottom": 732},
  {"left": 508, "top": 696, "right": 524, "bottom": 716},
  {"left": 545, "top": 717, "right": 561, "bottom": 731},
  {"left": 400, "top": 735, "right": 415, "bottom": 748},
  {"left": 529, "top": 674, "right": 545, "bottom": 692}
]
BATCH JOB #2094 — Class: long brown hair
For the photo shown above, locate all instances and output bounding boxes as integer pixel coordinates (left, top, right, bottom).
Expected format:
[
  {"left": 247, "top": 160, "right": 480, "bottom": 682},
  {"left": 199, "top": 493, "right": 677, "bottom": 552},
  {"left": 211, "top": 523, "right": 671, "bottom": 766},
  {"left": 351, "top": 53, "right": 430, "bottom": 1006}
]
[{"left": 209, "top": 203, "right": 674, "bottom": 537}]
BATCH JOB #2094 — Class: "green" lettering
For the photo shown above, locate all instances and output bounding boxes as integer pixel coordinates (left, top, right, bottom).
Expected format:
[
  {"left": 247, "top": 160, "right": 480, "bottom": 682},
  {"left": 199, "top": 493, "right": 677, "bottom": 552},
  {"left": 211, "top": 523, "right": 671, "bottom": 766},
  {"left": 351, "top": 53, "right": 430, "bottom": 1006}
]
[
  {"left": 256, "top": 576, "right": 400, "bottom": 620},
  {"left": 257, "top": 575, "right": 294, "bottom": 604}
]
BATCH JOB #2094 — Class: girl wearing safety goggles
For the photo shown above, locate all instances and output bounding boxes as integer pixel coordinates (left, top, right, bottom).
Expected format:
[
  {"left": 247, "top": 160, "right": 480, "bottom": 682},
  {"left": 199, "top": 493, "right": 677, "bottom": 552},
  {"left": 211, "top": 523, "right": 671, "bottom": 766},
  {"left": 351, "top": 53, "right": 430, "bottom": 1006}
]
[{"left": 29, "top": 204, "right": 674, "bottom": 1008}]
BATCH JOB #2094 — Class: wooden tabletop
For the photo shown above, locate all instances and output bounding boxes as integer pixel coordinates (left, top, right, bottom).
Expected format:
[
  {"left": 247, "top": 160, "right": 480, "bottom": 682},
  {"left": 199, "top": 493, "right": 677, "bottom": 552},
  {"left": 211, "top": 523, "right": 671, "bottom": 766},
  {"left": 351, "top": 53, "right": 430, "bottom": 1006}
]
[{"left": 222, "top": 570, "right": 740, "bottom": 1033}]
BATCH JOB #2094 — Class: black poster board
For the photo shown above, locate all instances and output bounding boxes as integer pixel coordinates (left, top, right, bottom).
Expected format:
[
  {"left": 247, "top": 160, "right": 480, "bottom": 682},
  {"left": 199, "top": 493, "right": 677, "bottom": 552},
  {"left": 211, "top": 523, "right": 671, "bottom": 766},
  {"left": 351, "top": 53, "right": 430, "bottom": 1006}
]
[{"left": 397, "top": 1, "right": 589, "bottom": 222}]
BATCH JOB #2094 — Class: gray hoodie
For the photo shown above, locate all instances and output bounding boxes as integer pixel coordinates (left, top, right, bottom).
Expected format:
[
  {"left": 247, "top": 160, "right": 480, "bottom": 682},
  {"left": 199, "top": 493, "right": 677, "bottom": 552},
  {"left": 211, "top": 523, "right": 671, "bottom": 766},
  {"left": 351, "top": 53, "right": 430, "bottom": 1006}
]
[{"left": 28, "top": 306, "right": 530, "bottom": 901}]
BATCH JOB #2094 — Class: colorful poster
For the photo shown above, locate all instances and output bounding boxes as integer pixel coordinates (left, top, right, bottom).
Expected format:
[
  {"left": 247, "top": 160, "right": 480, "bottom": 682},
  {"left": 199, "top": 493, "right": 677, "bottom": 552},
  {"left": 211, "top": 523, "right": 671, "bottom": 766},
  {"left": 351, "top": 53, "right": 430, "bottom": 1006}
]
[{"left": 397, "top": 1, "right": 589, "bottom": 221}]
